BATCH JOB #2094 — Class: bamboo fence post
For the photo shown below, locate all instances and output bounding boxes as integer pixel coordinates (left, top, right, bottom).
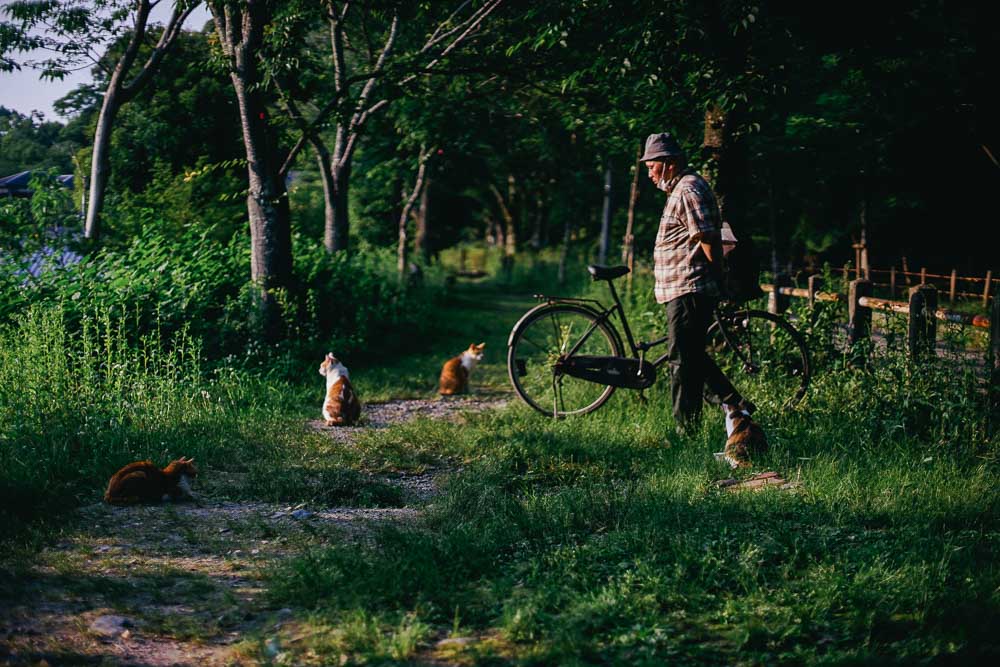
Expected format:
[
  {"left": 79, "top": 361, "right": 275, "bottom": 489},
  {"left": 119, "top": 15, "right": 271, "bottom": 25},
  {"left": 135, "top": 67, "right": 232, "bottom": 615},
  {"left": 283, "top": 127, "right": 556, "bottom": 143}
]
[
  {"left": 984, "top": 270, "right": 993, "bottom": 308},
  {"left": 949, "top": 269, "right": 957, "bottom": 303},
  {"left": 842, "top": 263, "right": 850, "bottom": 290},
  {"left": 808, "top": 274, "right": 822, "bottom": 308},
  {"left": 768, "top": 274, "right": 791, "bottom": 315},
  {"left": 908, "top": 284, "right": 938, "bottom": 361},
  {"left": 849, "top": 279, "right": 873, "bottom": 344}
]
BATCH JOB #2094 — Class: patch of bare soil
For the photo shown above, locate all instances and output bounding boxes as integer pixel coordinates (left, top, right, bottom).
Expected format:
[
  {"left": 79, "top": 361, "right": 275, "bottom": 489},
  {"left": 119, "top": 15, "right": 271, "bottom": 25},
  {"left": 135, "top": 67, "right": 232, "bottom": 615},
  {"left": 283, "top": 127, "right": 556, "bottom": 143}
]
[{"left": 1, "top": 395, "right": 507, "bottom": 667}]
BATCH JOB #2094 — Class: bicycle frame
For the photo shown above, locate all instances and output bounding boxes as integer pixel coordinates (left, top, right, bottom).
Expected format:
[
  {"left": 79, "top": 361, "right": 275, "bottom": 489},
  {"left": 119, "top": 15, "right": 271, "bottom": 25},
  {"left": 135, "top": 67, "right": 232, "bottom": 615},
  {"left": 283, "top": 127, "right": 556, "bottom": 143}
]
[{"left": 539, "top": 278, "right": 757, "bottom": 374}]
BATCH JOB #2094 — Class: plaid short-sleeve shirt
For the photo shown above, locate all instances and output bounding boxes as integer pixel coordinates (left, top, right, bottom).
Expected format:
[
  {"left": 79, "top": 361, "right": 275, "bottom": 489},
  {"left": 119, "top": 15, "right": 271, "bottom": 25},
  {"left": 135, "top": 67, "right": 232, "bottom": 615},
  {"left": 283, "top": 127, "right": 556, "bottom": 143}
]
[{"left": 653, "top": 171, "right": 722, "bottom": 304}]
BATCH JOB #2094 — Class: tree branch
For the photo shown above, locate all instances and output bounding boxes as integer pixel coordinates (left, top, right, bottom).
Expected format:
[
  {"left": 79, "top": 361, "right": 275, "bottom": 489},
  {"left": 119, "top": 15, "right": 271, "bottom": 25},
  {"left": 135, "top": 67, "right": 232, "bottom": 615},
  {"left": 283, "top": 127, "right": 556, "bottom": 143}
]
[{"left": 121, "top": 1, "right": 195, "bottom": 102}]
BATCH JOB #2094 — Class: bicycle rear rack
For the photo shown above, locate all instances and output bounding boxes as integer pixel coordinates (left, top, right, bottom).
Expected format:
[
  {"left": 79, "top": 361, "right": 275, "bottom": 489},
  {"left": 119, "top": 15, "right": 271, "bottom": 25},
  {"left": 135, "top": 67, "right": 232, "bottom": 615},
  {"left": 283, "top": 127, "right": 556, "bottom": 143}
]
[{"left": 533, "top": 294, "right": 606, "bottom": 309}]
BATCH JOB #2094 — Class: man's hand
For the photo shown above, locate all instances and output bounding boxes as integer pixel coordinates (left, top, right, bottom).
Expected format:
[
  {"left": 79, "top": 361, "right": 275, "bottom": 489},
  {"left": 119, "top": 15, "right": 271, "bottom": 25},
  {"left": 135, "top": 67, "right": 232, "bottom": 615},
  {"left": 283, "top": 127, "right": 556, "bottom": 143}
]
[{"left": 700, "top": 236, "right": 728, "bottom": 296}]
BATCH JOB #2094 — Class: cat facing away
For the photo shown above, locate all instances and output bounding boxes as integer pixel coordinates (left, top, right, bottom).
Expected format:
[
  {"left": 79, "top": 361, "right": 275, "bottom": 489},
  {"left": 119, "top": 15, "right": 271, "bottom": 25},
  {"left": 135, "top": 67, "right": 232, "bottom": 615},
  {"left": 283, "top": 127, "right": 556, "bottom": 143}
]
[
  {"left": 438, "top": 342, "right": 486, "bottom": 396},
  {"left": 104, "top": 457, "right": 197, "bottom": 505},
  {"left": 722, "top": 411, "right": 769, "bottom": 468},
  {"left": 319, "top": 352, "right": 361, "bottom": 425}
]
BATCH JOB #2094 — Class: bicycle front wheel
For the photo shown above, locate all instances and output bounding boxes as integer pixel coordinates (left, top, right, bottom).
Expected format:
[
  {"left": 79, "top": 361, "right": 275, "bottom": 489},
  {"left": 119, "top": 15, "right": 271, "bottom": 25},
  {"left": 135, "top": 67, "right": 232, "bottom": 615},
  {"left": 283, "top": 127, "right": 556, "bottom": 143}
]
[
  {"left": 508, "top": 304, "right": 624, "bottom": 417},
  {"left": 707, "top": 309, "right": 810, "bottom": 408}
]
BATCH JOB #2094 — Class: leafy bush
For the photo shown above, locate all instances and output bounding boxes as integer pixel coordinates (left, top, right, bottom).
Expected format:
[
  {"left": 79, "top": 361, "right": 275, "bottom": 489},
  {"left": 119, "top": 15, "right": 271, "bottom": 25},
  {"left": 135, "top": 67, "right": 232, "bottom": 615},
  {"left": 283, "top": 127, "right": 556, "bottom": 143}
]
[{"left": 1, "top": 204, "right": 438, "bottom": 369}]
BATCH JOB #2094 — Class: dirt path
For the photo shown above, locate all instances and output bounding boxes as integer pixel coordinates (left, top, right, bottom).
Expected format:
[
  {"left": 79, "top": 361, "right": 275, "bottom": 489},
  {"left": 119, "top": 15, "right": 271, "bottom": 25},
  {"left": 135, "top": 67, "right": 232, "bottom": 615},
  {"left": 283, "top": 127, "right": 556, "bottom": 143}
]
[{"left": 0, "top": 395, "right": 507, "bottom": 667}]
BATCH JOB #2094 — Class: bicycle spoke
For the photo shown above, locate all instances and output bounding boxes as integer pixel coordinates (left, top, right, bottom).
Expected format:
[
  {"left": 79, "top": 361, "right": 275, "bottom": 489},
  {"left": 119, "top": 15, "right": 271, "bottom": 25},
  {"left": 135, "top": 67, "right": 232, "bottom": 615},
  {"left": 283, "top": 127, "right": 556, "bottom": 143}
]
[{"left": 509, "top": 304, "right": 622, "bottom": 417}]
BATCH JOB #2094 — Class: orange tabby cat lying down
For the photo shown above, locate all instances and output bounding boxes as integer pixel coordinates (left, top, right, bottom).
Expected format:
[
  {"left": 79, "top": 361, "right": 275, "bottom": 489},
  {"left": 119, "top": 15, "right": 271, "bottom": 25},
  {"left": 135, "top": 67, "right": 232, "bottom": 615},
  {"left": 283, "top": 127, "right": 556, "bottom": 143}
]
[
  {"left": 320, "top": 352, "right": 361, "bottom": 425},
  {"left": 439, "top": 342, "right": 485, "bottom": 395},
  {"left": 104, "top": 457, "right": 197, "bottom": 505}
]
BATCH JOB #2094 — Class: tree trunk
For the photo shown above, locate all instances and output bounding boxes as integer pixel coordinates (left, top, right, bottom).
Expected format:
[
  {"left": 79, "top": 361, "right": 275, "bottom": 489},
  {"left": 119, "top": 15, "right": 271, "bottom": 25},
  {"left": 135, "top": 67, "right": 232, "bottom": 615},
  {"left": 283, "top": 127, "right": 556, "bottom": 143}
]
[
  {"left": 83, "top": 1, "right": 190, "bottom": 240},
  {"left": 558, "top": 218, "right": 572, "bottom": 284},
  {"left": 327, "top": 162, "right": 351, "bottom": 252},
  {"left": 83, "top": 90, "right": 121, "bottom": 239},
  {"left": 231, "top": 64, "right": 292, "bottom": 340},
  {"left": 598, "top": 165, "right": 613, "bottom": 264},
  {"left": 397, "top": 148, "right": 430, "bottom": 279},
  {"left": 529, "top": 192, "right": 545, "bottom": 250},
  {"left": 623, "top": 147, "right": 641, "bottom": 290},
  {"left": 415, "top": 176, "right": 431, "bottom": 263},
  {"left": 314, "top": 144, "right": 336, "bottom": 250}
]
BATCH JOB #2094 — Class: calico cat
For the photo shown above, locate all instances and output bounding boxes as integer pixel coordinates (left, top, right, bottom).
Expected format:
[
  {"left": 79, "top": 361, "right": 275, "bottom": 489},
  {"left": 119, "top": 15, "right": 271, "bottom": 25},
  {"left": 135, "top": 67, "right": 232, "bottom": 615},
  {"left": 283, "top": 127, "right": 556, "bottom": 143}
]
[
  {"left": 722, "top": 410, "right": 769, "bottom": 468},
  {"left": 104, "top": 457, "right": 197, "bottom": 505},
  {"left": 438, "top": 342, "right": 486, "bottom": 395},
  {"left": 319, "top": 352, "right": 361, "bottom": 425}
]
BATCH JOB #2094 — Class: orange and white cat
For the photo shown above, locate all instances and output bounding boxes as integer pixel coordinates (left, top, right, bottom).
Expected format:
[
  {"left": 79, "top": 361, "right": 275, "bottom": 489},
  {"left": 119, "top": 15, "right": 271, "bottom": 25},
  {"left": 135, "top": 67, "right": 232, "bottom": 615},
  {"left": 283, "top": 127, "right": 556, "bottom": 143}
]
[
  {"left": 438, "top": 342, "right": 486, "bottom": 395},
  {"left": 104, "top": 457, "right": 197, "bottom": 505},
  {"left": 319, "top": 352, "right": 361, "bottom": 425},
  {"left": 722, "top": 409, "right": 769, "bottom": 468}
]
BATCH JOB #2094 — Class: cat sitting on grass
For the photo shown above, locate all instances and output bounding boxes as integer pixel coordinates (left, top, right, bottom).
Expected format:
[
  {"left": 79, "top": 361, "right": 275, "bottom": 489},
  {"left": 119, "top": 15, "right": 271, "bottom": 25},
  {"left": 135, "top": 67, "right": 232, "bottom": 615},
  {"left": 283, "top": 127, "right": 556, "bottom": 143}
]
[
  {"left": 438, "top": 342, "right": 486, "bottom": 395},
  {"left": 104, "top": 457, "right": 197, "bottom": 505},
  {"left": 320, "top": 352, "right": 361, "bottom": 426},
  {"left": 722, "top": 409, "right": 769, "bottom": 468}
]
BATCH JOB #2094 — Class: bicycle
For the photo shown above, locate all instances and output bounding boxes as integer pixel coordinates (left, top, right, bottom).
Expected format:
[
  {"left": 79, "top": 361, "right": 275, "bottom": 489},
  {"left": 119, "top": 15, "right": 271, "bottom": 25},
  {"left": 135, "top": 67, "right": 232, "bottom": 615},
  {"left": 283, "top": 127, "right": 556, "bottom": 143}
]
[{"left": 506, "top": 264, "right": 810, "bottom": 418}]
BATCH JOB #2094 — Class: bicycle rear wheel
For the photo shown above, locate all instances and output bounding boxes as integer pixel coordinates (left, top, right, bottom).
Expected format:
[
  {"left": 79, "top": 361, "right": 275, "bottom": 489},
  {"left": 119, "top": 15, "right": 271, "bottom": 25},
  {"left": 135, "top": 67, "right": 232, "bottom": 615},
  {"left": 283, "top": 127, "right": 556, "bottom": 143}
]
[
  {"left": 707, "top": 308, "right": 810, "bottom": 408},
  {"left": 507, "top": 303, "right": 624, "bottom": 417}
]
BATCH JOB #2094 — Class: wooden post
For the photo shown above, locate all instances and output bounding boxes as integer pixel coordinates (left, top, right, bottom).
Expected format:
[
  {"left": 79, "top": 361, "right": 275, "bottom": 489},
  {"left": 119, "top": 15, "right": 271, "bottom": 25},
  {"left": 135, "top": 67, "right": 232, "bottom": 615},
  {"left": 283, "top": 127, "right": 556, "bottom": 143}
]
[
  {"left": 808, "top": 274, "right": 822, "bottom": 308},
  {"left": 902, "top": 256, "right": 912, "bottom": 286},
  {"left": 842, "top": 263, "right": 850, "bottom": 290},
  {"left": 984, "top": 270, "right": 993, "bottom": 308},
  {"left": 949, "top": 269, "right": 957, "bottom": 304},
  {"left": 853, "top": 244, "right": 862, "bottom": 279},
  {"left": 990, "top": 292, "right": 1000, "bottom": 415},
  {"left": 908, "top": 284, "right": 938, "bottom": 361},
  {"left": 768, "top": 274, "right": 791, "bottom": 315},
  {"left": 623, "top": 147, "right": 641, "bottom": 293},
  {"left": 920, "top": 266, "right": 927, "bottom": 284},
  {"left": 849, "top": 279, "right": 873, "bottom": 344},
  {"left": 890, "top": 265, "right": 897, "bottom": 299}
]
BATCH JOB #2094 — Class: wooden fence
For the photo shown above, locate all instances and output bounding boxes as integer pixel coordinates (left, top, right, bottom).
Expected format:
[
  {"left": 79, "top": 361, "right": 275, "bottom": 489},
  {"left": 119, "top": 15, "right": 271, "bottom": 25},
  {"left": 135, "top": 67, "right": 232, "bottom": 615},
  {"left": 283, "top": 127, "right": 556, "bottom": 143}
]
[
  {"left": 761, "top": 278, "right": 1000, "bottom": 400},
  {"left": 836, "top": 262, "right": 995, "bottom": 307}
]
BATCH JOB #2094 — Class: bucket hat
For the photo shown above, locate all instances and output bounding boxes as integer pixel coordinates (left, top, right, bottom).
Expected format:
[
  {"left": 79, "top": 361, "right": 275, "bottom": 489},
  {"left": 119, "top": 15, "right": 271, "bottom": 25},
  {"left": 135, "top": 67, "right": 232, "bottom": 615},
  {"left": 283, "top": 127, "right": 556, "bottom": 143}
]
[{"left": 638, "top": 132, "right": 685, "bottom": 162}]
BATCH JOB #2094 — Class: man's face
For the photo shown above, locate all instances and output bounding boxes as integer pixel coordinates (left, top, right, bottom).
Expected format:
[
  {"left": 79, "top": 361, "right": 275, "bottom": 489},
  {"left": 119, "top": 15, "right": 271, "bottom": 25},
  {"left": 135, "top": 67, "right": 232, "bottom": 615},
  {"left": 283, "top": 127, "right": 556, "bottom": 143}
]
[{"left": 645, "top": 160, "right": 665, "bottom": 185}]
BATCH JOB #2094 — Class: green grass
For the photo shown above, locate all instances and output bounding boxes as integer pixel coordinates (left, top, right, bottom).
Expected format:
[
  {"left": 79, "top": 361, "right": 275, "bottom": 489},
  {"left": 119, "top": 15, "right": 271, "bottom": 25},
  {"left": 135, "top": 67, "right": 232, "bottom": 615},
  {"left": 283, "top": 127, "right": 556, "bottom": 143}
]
[
  {"left": 261, "top": 271, "right": 1000, "bottom": 665},
  {"left": 3, "top": 265, "right": 999, "bottom": 664}
]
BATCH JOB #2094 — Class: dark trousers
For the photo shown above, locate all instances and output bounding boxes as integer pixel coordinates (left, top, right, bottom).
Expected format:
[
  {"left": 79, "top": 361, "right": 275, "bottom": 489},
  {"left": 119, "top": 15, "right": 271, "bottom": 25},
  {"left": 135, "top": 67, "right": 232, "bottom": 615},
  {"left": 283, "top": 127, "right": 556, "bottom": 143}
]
[{"left": 665, "top": 292, "right": 743, "bottom": 430}]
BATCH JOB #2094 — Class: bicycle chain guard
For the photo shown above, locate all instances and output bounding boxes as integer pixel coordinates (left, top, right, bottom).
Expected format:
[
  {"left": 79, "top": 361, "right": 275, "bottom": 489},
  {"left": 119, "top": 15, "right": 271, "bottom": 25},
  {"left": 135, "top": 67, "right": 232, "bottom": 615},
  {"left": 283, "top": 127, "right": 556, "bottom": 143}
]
[{"left": 553, "top": 355, "right": 657, "bottom": 390}]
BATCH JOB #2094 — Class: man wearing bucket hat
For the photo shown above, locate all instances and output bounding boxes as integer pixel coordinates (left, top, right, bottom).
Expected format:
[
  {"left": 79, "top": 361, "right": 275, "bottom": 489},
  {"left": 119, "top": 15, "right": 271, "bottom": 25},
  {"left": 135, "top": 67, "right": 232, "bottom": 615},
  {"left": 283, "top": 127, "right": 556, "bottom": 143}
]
[{"left": 640, "top": 131, "right": 763, "bottom": 466}]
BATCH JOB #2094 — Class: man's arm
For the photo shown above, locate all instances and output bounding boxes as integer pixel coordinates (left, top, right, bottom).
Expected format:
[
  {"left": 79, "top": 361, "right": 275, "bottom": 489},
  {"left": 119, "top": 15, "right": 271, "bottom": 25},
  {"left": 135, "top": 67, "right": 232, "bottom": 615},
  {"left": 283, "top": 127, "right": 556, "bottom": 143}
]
[{"left": 700, "top": 235, "right": 726, "bottom": 288}]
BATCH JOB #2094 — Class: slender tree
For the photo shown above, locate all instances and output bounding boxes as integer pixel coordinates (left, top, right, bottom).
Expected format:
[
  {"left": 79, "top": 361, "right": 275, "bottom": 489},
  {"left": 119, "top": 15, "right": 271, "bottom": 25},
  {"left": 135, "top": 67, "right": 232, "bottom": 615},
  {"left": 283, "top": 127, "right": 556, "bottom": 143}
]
[
  {"left": 0, "top": 0, "right": 196, "bottom": 240},
  {"left": 396, "top": 143, "right": 433, "bottom": 280},
  {"left": 275, "top": 0, "right": 504, "bottom": 253},
  {"left": 208, "top": 0, "right": 292, "bottom": 339}
]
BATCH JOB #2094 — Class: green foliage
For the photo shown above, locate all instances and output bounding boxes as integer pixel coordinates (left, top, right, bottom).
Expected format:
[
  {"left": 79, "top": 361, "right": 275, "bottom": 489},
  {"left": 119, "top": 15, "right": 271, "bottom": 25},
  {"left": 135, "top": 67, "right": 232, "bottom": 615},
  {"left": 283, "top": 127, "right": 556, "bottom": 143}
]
[
  {"left": 0, "top": 169, "right": 79, "bottom": 259},
  {"left": 0, "top": 107, "right": 82, "bottom": 175}
]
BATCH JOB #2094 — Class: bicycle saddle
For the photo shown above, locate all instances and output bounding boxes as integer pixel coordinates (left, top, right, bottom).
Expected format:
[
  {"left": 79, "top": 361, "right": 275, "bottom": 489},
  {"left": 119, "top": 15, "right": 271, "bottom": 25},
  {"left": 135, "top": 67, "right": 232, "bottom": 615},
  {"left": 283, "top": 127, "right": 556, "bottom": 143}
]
[{"left": 587, "top": 265, "right": 630, "bottom": 281}]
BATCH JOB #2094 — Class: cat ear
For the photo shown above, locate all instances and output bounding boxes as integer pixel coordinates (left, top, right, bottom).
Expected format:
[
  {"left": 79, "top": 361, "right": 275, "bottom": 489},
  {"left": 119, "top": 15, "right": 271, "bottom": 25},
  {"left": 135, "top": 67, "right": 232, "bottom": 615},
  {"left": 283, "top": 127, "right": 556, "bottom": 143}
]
[{"left": 326, "top": 352, "right": 335, "bottom": 360}]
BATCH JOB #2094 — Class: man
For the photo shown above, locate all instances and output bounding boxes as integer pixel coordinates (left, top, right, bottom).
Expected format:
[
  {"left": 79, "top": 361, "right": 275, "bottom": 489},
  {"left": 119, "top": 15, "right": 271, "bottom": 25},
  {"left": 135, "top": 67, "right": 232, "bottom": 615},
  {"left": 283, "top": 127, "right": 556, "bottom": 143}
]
[{"left": 639, "top": 131, "right": 764, "bottom": 466}]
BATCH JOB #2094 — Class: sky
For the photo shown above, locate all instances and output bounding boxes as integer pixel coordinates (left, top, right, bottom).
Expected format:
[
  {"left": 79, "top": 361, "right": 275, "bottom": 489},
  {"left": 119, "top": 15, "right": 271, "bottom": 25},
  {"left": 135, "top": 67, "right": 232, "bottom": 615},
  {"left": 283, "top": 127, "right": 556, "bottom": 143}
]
[{"left": 0, "top": 1, "right": 213, "bottom": 121}]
